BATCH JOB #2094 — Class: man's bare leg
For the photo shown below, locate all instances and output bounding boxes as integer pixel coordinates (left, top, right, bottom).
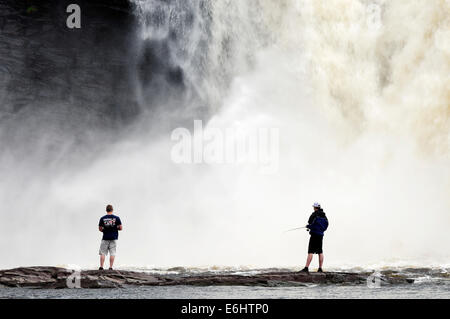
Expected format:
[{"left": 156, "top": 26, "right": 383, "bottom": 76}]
[
  {"left": 319, "top": 253, "right": 324, "bottom": 268},
  {"left": 109, "top": 255, "right": 115, "bottom": 269},
  {"left": 100, "top": 255, "right": 105, "bottom": 268},
  {"left": 305, "top": 253, "right": 313, "bottom": 268}
]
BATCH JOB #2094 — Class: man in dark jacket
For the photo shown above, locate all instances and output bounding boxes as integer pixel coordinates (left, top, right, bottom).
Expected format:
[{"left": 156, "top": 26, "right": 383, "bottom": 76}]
[{"left": 300, "top": 202, "right": 328, "bottom": 273}]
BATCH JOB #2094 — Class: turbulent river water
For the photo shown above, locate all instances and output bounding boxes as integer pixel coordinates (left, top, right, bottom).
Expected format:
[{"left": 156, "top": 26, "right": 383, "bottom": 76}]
[{"left": 1, "top": 284, "right": 448, "bottom": 299}]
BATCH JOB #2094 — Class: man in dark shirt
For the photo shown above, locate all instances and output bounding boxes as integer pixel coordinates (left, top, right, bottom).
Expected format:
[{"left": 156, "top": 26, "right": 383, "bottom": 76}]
[
  {"left": 300, "top": 202, "right": 329, "bottom": 273},
  {"left": 98, "top": 204, "right": 123, "bottom": 270}
]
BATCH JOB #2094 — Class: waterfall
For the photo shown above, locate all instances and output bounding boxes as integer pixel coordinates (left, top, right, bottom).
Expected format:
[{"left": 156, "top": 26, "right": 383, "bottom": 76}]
[{"left": 0, "top": 0, "right": 448, "bottom": 269}]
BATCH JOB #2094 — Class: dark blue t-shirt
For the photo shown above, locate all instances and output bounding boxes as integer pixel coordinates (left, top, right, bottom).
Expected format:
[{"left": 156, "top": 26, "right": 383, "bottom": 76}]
[{"left": 99, "top": 214, "right": 122, "bottom": 240}]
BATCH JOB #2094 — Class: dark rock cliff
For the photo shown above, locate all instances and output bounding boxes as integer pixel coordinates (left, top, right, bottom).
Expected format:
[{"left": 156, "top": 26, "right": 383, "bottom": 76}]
[
  {"left": 1, "top": 0, "right": 138, "bottom": 119},
  {"left": 0, "top": 0, "right": 139, "bottom": 161}
]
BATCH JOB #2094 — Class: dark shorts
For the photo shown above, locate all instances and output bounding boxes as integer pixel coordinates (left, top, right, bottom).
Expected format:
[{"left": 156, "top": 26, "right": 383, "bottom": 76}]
[{"left": 308, "top": 234, "right": 323, "bottom": 254}]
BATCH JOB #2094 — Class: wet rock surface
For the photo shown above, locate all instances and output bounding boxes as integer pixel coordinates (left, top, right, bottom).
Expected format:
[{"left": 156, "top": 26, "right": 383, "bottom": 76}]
[{"left": 0, "top": 267, "right": 416, "bottom": 289}]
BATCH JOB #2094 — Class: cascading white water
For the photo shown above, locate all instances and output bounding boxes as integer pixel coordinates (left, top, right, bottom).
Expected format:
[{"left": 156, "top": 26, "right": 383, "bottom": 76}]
[
  {"left": 0, "top": 0, "right": 448, "bottom": 270},
  {"left": 126, "top": 0, "right": 450, "bottom": 268}
]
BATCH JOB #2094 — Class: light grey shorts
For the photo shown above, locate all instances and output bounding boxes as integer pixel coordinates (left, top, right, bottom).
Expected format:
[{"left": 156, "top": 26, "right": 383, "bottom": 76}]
[{"left": 99, "top": 240, "right": 117, "bottom": 256}]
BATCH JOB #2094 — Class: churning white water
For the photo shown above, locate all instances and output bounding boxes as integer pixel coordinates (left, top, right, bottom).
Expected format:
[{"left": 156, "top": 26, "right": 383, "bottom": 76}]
[{"left": 0, "top": 0, "right": 448, "bottom": 270}]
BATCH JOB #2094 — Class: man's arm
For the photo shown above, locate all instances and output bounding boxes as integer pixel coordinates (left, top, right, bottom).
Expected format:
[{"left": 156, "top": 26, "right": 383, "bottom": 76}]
[
  {"left": 306, "top": 213, "right": 316, "bottom": 229},
  {"left": 323, "top": 217, "right": 329, "bottom": 231},
  {"left": 117, "top": 217, "right": 123, "bottom": 231},
  {"left": 99, "top": 218, "right": 104, "bottom": 232}
]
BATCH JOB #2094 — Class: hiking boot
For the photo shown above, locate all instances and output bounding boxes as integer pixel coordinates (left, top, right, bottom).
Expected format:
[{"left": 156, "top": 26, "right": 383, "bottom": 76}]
[
  {"left": 317, "top": 268, "right": 323, "bottom": 273},
  {"left": 298, "top": 267, "right": 309, "bottom": 274},
  {"left": 98, "top": 267, "right": 104, "bottom": 270}
]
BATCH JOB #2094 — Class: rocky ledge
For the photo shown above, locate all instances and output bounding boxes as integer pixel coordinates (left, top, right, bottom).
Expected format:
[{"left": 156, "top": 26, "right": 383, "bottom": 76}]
[{"left": 0, "top": 267, "right": 416, "bottom": 289}]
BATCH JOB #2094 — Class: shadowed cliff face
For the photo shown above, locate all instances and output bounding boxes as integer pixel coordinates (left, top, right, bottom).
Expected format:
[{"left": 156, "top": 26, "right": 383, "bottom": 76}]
[
  {"left": 1, "top": 0, "right": 136, "bottom": 117},
  {"left": 0, "top": 0, "right": 213, "bottom": 167},
  {"left": 0, "top": 0, "right": 133, "bottom": 165},
  {"left": 0, "top": 0, "right": 155, "bottom": 166}
]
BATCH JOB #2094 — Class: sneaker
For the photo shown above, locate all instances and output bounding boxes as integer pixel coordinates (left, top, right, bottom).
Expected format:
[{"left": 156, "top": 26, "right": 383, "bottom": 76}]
[
  {"left": 108, "top": 267, "right": 113, "bottom": 271},
  {"left": 317, "top": 268, "right": 323, "bottom": 273},
  {"left": 298, "top": 267, "right": 309, "bottom": 273},
  {"left": 98, "top": 267, "right": 104, "bottom": 270}
]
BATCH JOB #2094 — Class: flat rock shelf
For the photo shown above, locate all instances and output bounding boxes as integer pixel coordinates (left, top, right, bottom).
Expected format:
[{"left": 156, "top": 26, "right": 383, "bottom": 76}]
[{"left": 0, "top": 267, "right": 416, "bottom": 289}]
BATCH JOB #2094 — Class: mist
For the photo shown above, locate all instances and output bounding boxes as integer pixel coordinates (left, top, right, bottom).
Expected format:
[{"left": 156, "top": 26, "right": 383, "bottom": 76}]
[{"left": 0, "top": 0, "right": 448, "bottom": 270}]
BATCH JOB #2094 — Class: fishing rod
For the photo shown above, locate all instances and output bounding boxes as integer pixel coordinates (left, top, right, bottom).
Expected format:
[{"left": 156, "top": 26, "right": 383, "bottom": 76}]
[{"left": 284, "top": 226, "right": 308, "bottom": 233}]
